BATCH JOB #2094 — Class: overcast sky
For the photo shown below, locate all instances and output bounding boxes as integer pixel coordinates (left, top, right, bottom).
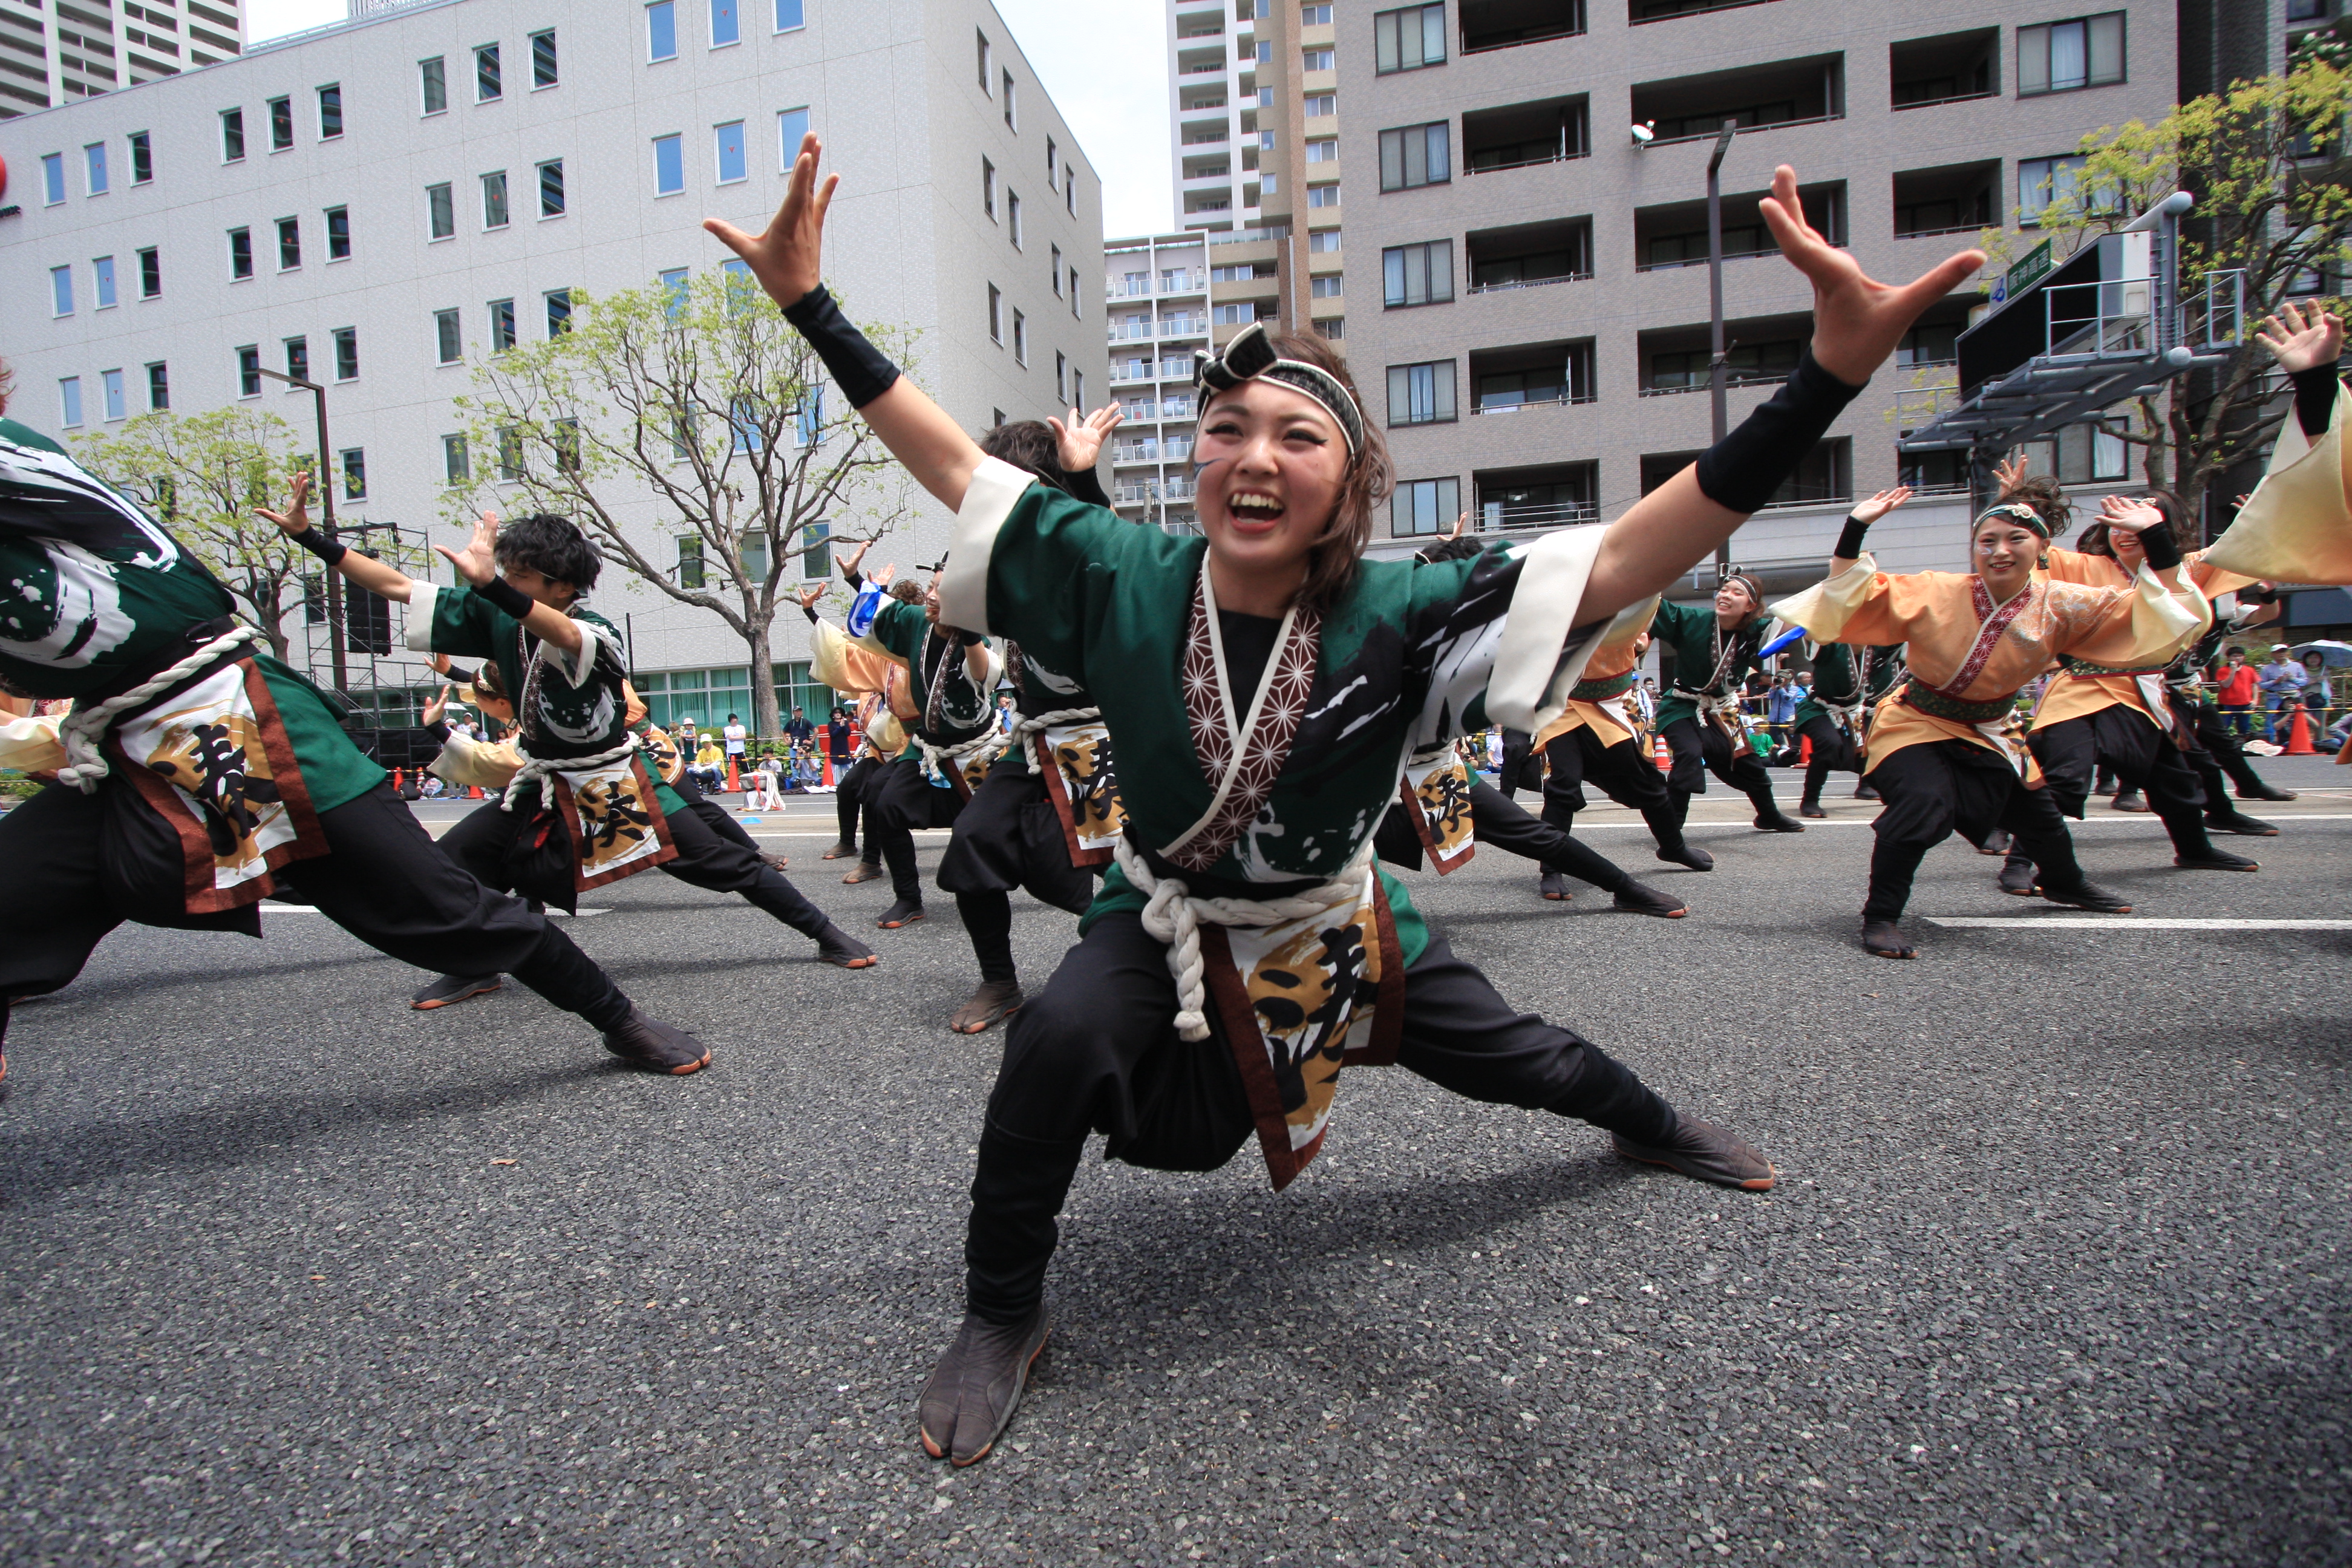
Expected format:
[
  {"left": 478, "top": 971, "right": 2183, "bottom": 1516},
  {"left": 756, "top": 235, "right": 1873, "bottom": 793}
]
[{"left": 247, "top": 0, "right": 1177, "bottom": 235}]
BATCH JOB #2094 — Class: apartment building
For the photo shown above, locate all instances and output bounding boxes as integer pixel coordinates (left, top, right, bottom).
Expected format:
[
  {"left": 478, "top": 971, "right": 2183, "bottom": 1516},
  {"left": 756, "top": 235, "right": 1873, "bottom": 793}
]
[
  {"left": 2, "top": 0, "right": 1104, "bottom": 725},
  {"left": 1339, "top": 0, "right": 2178, "bottom": 576},
  {"left": 0, "top": 0, "right": 245, "bottom": 117},
  {"left": 1103, "top": 230, "right": 1209, "bottom": 527}
]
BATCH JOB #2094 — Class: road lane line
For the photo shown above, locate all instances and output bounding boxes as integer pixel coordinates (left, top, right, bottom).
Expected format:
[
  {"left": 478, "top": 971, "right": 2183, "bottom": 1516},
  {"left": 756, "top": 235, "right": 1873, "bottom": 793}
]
[{"left": 1927, "top": 916, "right": 2352, "bottom": 930}]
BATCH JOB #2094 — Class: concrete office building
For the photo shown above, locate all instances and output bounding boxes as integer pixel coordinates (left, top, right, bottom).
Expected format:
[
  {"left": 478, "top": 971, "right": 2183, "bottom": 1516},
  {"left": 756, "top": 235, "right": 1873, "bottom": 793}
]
[
  {"left": 1338, "top": 0, "right": 2178, "bottom": 575},
  {"left": 1102, "top": 229, "right": 1209, "bottom": 528},
  {"left": 3, "top": 0, "right": 1104, "bottom": 728},
  {"left": 0, "top": 0, "right": 246, "bottom": 117}
]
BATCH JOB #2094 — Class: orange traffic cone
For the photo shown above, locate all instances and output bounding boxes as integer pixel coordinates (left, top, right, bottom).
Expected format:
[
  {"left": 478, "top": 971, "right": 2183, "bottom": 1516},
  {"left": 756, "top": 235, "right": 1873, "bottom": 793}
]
[
  {"left": 2285, "top": 707, "right": 2318, "bottom": 755},
  {"left": 1798, "top": 736, "right": 1811, "bottom": 764},
  {"left": 822, "top": 750, "right": 834, "bottom": 788},
  {"left": 391, "top": 768, "right": 403, "bottom": 792},
  {"left": 1651, "top": 733, "right": 1671, "bottom": 773},
  {"left": 469, "top": 784, "right": 484, "bottom": 799},
  {"left": 726, "top": 755, "right": 741, "bottom": 792}
]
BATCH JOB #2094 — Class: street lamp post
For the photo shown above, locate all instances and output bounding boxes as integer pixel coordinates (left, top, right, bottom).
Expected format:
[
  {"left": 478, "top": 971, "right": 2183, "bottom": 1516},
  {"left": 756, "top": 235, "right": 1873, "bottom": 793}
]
[
  {"left": 1705, "top": 119, "right": 1737, "bottom": 581},
  {"left": 255, "top": 366, "right": 345, "bottom": 694}
]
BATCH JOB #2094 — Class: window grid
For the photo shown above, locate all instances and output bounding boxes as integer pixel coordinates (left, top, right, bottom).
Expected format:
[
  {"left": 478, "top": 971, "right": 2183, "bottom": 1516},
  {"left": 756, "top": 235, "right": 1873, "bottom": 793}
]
[
  {"left": 1013, "top": 309, "right": 1028, "bottom": 365},
  {"left": 420, "top": 56, "right": 447, "bottom": 114},
  {"left": 2019, "top": 13, "right": 2125, "bottom": 95},
  {"left": 284, "top": 336, "right": 310, "bottom": 384},
  {"left": 1385, "top": 360, "right": 1458, "bottom": 425},
  {"left": 334, "top": 327, "right": 359, "bottom": 381},
  {"left": 318, "top": 82, "right": 343, "bottom": 139},
  {"left": 546, "top": 289, "right": 573, "bottom": 337},
  {"left": 130, "top": 131, "right": 152, "bottom": 184},
  {"left": 476, "top": 44, "right": 502, "bottom": 102},
  {"left": 229, "top": 227, "right": 253, "bottom": 279},
  {"left": 435, "top": 309, "right": 463, "bottom": 365},
  {"left": 483, "top": 171, "right": 511, "bottom": 228},
  {"left": 1379, "top": 122, "right": 1451, "bottom": 190},
  {"left": 238, "top": 346, "right": 262, "bottom": 397},
  {"left": 269, "top": 96, "right": 293, "bottom": 151},
  {"left": 220, "top": 110, "right": 244, "bottom": 163},
  {"left": 326, "top": 206, "right": 351, "bottom": 260},
  {"left": 489, "top": 298, "right": 517, "bottom": 352},
  {"left": 1391, "top": 476, "right": 1462, "bottom": 537},
  {"left": 538, "top": 160, "right": 566, "bottom": 217},
  {"left": 1374, "top": 4, "right": 1446, "bottom": 73},
  {"left": 531, "top": 30, "right": 558, "bottom": 88},
  {"left": 146, "top": 362, "right": 170, "bottom": 411},
  {"left": 1382, "top": 240, "right": 1453, "bottom": 307},
  {"left": 276, "top": 217, "right": 302, "bottom": 270},
  {"left": 428, "top": 181, "right": 455, "bottom": 238},
  {"left": 139, "top": 247, "right": 161, "bottom": 298},
  {"left": 444, "top": 434, "right": 471, "bottom": 486},
  {"left": 983, "top": 156, "right": 997, "bottom": 219}
]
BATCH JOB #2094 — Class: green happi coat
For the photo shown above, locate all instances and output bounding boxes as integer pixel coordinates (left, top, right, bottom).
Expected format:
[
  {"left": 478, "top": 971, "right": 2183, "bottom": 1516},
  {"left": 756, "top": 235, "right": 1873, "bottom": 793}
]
[
  {"left": 1793, "top": 641, "right": 1905, "bottom": 728},
  {"left": 936, "top": 457, "right": 1638, "bottom": 968},
  {"left": 1648, "top": 599, "right": 1767, "bottom": 732},
  {"left": 863, "top": 598, "right": 998, "bottom": 748}
]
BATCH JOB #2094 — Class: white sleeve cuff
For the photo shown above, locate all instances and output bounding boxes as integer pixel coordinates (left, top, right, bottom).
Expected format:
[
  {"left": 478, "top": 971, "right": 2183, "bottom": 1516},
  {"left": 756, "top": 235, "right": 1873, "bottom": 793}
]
[
  {"left": 1485, "top": 524, "right": 1610, "bottom": 733},
  {"left": 936, "top": 457, "right": 1036, "bottom": 636},
  {"left": 403, "top": 580, "right": 441, "bottom": 652}
]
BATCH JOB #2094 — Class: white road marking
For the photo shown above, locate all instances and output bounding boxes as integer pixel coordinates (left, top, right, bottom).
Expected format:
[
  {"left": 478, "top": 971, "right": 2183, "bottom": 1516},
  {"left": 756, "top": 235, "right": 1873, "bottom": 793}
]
[
  {"left": 1928, "top": 916, "right": 2352, "bottom": 930},
  {"left": 263, "top": 906, "right": 609, "bottom": 917}
]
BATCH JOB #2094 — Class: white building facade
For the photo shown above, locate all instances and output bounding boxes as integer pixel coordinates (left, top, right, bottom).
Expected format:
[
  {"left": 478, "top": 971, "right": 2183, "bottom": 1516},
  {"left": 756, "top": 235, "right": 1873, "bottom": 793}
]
[{"left": 2, "top": 0, "right": 1103, "bottom": 731}]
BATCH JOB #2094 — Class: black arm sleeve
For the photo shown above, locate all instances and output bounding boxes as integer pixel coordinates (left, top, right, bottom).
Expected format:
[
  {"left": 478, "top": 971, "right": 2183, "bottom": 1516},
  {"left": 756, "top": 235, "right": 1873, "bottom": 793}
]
[
  {"left": 1692, "top": 348, "right": 1868, "bottom": 514},
  {"left": 290, "top": 526, "right": 347, "bottom": 566},
  {"left": 1833, "top": 513, "right": 1873, "bottom": 560},
  {"left": 477, "top": 576, "right": 536, "bottom": 621},
  {"left": 2292, "top": 360, "right": 2341, "bottom": 439},
  {"left": 780, "top": 284, "right": 902, "bottom": 409},
  {"left": 1060, "top": 462, "right": 1114, "bottom": 509},
  {"left": 2138, "top": 523, "right": 2183, "bottom": 572}
]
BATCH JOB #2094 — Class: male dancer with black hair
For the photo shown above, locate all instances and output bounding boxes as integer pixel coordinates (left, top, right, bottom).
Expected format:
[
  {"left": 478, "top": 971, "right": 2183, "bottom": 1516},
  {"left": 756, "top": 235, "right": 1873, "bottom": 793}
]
[
  {"left": 0, "top": 396, "right": 707, "bottom": 1077},
  {"left": 264, "top": 481, "right": 879, "bottom": 1011},
  {"left": 1652, "top": 576, "right": 1808, "bottom": 838},
  {"left": 1788, "top": 491, "right": 1913, "bottom": 818}
]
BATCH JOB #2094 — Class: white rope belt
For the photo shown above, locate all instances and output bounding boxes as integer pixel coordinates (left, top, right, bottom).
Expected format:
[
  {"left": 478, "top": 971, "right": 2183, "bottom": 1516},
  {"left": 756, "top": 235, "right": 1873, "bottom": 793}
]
[
  {"left": 1001, "top": 705, "right": 1102, "bottom": 774},
  {"left": 500, "top": 736, "right": 641, "bottom": 811},
  {"left": 55, "top": 626, "right": 263, "bottom": 794},
  {"left": 913, "top": 726, "right": 1010, "bottom": 784},
  {"left": 1115, "top": 836, "right": 1377, "bottom": 1044}
]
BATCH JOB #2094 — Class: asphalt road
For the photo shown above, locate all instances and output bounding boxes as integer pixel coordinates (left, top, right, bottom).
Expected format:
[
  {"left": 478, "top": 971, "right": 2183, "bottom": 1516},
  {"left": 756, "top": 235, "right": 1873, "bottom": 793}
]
[{"left": 4, "top": 759, "right": 2348, "bottom": 1566}]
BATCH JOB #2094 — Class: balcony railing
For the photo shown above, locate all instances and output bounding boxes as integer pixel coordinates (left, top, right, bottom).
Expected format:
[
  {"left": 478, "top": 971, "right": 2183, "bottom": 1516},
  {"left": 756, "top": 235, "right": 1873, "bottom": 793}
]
[
  {"left": 1472, "top": 391, "right": 1598, "bottom": 414},
  {"left": 1466, "top": 270, "right": 1592, "bottom": 296},
  {"left": 1109, "top": 321, "right": 1155, "bottom": 341},
  {"left": 1890, "top": 88, "right": 1996, "bottom": 112},
  {"left": 1463, "top": 148, "right": 1590, "bottom": 175},
  {"left": 1178, "top": 58, "right": 1228, "bottom": 75},
  {"left": 1635, "top": 247, "right": 1773, "bottom": 274},
  {"left": 1639, "top": 370, "right": 1792, "bottom": 396},
  {"left": 1478, "top": 500, "right": 1599, "bottom": 529},
  {"left": 1893, "top": 223, "right": 1990, "bottom": 240},
  {"left": 1644, "top": 112, "right": 1841, "bottom": 149},
  {"left": 1160, "top": 315, "right": 1209, "bottom": 335}
]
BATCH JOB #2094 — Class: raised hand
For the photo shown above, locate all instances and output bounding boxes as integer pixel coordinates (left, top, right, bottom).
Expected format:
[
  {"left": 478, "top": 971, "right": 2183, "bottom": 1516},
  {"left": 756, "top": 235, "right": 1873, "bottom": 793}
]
[
  {"left": 2255, "top": 299, "right": 2344, "bottom": 373},
  {"left": 704, "top": 130, "right": 835, "bottom": 312},
  {"left": 839, "top": 537, "right": 872, "bottom": 581},
  {"left": 1048, "top": 404, "right": 1124, "bottom": 472},
  {"left": 1992, "top": 451, "right": 2030, "bottom": 499},
  {"left": 2096, "top": 495, "right": 2165, "bottom": 534},
  {"left": 1757, "top": 165, "right": 1985, "bottom": 385},
  {"left": 870, "top": 562, "right": 897, "bottom": 587},
  {"left": 1445, "top": 511, "right": 1469, "bottom": 541},
  {"left": 1850, "top": 486, "right": 1915, "bottom": 525},
  {"left": 793, "top": 583, "right": 826, "bottom": 613},
  {"left": 422, "top": 683, "right": 453, "bottom": 727},
  {"left": 254, "top": 468, "right": 315, "bottom": 538},
  {"left": 436, "top": 511, "right": 501, "bottom": 586}
]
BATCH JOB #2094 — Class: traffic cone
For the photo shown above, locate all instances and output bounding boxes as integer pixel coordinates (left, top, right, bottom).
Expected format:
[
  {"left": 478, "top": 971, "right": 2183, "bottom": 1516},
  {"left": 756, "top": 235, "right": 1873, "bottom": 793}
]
[
  {"left": 1651, "top": 733, "right": 1671, "bottom": 773},
  {"left": 822, "top": 751, "right": 834, "bottom": 787},
  {"left": 469, "top": 784, "right": 484, "bottom": 799},
  {"left": 391, "top": 768, "right": 403, "bottom": 792},
  {"left": 1799, "top": 736, "right": 1811, "bottom": 765},
  {"left": 726, "top": 756, "right": 740, "bottom": 792},
  {"left": 2285, "top": 707, "right": 2318, "bottom": 755}
]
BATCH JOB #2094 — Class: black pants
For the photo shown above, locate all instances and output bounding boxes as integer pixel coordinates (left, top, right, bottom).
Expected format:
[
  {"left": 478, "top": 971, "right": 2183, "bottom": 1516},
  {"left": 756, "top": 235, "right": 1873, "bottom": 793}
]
[
  {"left": 1862, "top": 740, "right": 2090, "bottom": 922},
  {"left": 2028, "top": 710, "right": 2216, "bottom": 860},
  {"left": 1497, "top": 728, "right": 1545, "bottom": 797},
  {"left": 868, "top": 755, "right": 967, "bottom": 904},
  {"left": 834, "top": 754, "right": 882, "bottom": 857},
  {"left": 1469, "top": 779, "right": 1632, "bottom": 891},
  {"left": 2180, "top": 696, "right": 2278, "bottom": 807},
  {"left": 1662, "top": 716, "right": 1783, "bottom": 824},
  {"left": 962, "top": 910, "right": 1679, "bottom": 1323},
  {"left": 1543, "top": 727, "right": 1691, "bottom": 856},
  {"left": 0, "top": 780, "right": 632, "bottom": 1044},
  {"left": 936, "top": 757, "right": 1096, "bottom": 984},
  {"left": 1797, "top": 713, "right": 1861, "bottom": 806},
  {"left": 439, "top": 791, "right": 836, "bottom": 948}
]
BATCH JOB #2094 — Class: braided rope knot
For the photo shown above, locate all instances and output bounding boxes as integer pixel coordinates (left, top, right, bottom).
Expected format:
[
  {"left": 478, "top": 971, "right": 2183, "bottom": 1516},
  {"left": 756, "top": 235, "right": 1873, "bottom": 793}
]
[
  {"left": 913, "top": 725, "right": 1013, "bottom": 785},
  {"left": 1115, "top": 836, "right": 1377, "bottom": 1043},
  {"left": 1002, "top": 706, "right": 1102, "bottom": 774},
  {"left": 54, "top": 626, "right": 264, "bottom": 794},
  {"left": 500, "top": 736, "right": 642, "bottom": 811}
]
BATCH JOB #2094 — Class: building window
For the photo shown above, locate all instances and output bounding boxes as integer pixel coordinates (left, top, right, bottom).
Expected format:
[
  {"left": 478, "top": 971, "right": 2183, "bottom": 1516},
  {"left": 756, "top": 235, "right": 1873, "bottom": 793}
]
[
  {"left": 428, "top": 181, "right": 456, "bottom": 238},
  {"left": 1065, "top": 173, "right": 1077, "bottom": 217},
  {"left": 1307, "top": 137, "right": 1338, "bottom": 162},
  {"left": 1310, "top": 229, "right": 1343, "bottom": 253},
  {"left": 531, "top": 29, "right": 558, "bottom": 87},
  {"left": 435, "top": 309, "right": 463, "bottom": 364},
  {"left": 778, "top": 106, "right": 810, "bottom": 167},
  {"left": 982, "top": 156, "right": 997, "bottom": 218},
  {"left": 1391, "top": 476, "right": 1462, "bottom": 537},
  {"left": 715, "top": 122, "right": 746, "bottom": 183},
  {"left": 270, "top": 96, "right": 293, "bottom": 151},
  {"left": 483, "top": 171, "right": 511, "bottom": 228},
  {"left": 1379, "top": 122, "right": 1450, "bottom": 190},
  {"left": 776, "top": 0, "right": 805, "bottom": 31},
  {"left": 1047, "top": 137, "right": 1058, "bottom": 183},
  {"left": 334, "top": 327, "right": 359, "bottom": 381},
  {"left": 647, "top": 1, "right": 678, "bottom": 60},
  {"left": 476, "top": 44, "right": 503, "bottom": 101},
  {"left": 220, "top": 111, "right": 244, "bottom": 163},
  {"left": 987, "top": 284, "right": 1005, "bottom": 343},
  {"left": 498, "top": 427, "right": 526, "bottom": 479},
  {"left": 799, "top": 521, "right": 831, "bottom": 580},
  {"left": 1013, "top": 309, "right": 1028, "bottom": 365},
  {"left": 1386, "top": 360, "right": 1458, "bottom": 425},
  {"left": 1050, "top": 244, "right": 1065, "bottom": 296},
  {"left": 1311, "top": 273, "right": 1344, "bottom": 298},
  {"left": 1478, "top": 348, "right": 1594, "bottom": 410},
  {"left": 1304, "top": 93, "right": 1336, "bottom": 117},
  {"left": 341, "top": 447, "right": 367, "bottom": 499},
  {"left": 420, "top": 56, "right": 448, "bottom": 113},
  {"left": 649, "top": 134, "right": 685, "bottom": 195},
  {"left": 93, "top": 255, "right": 117, "bottom": 309},
  {"left": 59, "top": 377, "right": 83, "bottom": 428},
  {"left": 711, "top": 0, "right": 740, "bottom": 45},
  {"left": 1071, "top": 266, "right": 1083, "bottom": 315},
  {"left": 229, "top": 227, "right": 253, "bottom": 279},
  {"left": 1375, "top": 3, "right": 1446, "bottom": 72},
  {"left": 1003, "top": 69, "right": 1018, "bottom": 130},
  {"left": 101, "top": 369, "right": 126, "bottom": 422},
  {"left": 1008, "top": 192, "right": 1023, "bottom": 248},
  {"left": 146, "top": 362, "right": 169, "bottom": 411},
  {"left": 237, "top": 346, "right": 261, "bottom": 397},
  {"left": 489, "top": 298, "right": 517, "bottom": 351},
  {"left": 677, "top": 535, "right": 705, "bottom": 588},
  {"left": 1316, "top": 318, "right": 1346, "bottom": 340},
  {"left": 1307, "top": 183, "right": 1341, "bottom": 208},
  {"left": 284, "top": 336, "right": 310, "bottom": 383},
  {"left": 1302, "top": 47, "right": 1335, "bottom": 70},
  {"left": 1056, "top": 350, "right": 1069, "bottom": 403},
  {"left": 977, "top": 29, "right": 991, "bottom": 92},
  {"left": 277, "top": 217, "right": 302, "bottom": 270},
  {"left": 130, "top": 131, "right": 152, "bottom": 184},
  {"left": 2019, "top": 155, "right": 2109, "bottom": 224},
  {"left": 318, "top": 82, "right": 343, "bottom": 139},
  {"left": 325, "top": 206, "right": 351, "bottom": 260},
  {"left": 139, "top": 247, "right": 161, "bottom": 298},
  {"left": 1073, "top": 370, "right": 1086, "bottom": 410},
  {"left": 538, "top": 160, "right": 566, "bottom": 217},
  {"left": 85, "top": 140, "right": 109, "bottom": 195},
  {"left": 42, "top": 151, "right": 66, "bottom": 202},
  {"left": 443, "top": 434, "right": 471, "bottom": 486},
  {"left": 546, "top": 289, "right": 573, "bottom": 336},
  {"left": 1212, "top": 303, "right": 1253, "bottom": 325},
  {"left": 2019, "top": 13, "right": 2125, "bottom": 96},
  {"left": 1302, "top": 2, "right": 1332, "bottom": 19}
]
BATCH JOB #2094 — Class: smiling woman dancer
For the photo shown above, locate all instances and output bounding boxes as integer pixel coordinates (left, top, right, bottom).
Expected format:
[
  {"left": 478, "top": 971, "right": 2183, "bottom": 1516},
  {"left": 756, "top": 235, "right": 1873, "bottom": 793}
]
[{"left": 711, "top": 136, "right": 1983, "bottom": 1465}]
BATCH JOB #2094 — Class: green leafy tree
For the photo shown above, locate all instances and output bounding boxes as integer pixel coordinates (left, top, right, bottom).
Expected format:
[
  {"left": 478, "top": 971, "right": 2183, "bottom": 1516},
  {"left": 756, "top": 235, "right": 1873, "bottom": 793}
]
[
  {"left": 446, "top": 271, "right": 916, "bottom": 738},
  {"left": 2017, "top": 54, "right": 2352, "bottom": 515},
  {"left": 72, "top": 407, "right": 315, "bottom": 661}
]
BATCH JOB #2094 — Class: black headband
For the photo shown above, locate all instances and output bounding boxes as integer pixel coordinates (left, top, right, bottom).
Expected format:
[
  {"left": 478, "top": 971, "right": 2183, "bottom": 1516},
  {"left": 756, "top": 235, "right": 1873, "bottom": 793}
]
[
  {"left": 1975, "top": 501, "right": 2053, "bottom": 540},
  {"left": 1193, "top": 322, "right": 1365, "bottom": 456}
]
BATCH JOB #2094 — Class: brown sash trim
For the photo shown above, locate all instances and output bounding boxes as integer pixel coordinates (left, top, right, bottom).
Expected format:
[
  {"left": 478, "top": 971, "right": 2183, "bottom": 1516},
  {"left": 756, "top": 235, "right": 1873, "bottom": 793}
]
[{"left": 1901, "top": 683, "right": 2017, "bottom": 726}]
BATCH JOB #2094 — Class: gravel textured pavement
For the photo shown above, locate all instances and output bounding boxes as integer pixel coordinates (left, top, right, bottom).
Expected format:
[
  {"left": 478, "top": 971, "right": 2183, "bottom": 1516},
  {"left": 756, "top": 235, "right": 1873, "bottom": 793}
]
[{"left": 2, "top": 760, "right": 2348, "bottom": 1567}]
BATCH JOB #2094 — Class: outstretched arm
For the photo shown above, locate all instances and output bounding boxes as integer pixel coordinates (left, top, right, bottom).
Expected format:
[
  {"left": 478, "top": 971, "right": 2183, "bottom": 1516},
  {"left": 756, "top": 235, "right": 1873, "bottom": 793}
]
[
  {"left": 708, "top": 133, "right": 987, "bottom": 511},
  {"left": 2258, "top": 300, "right": 2345, "bottom": 439},
  {"left": 258, "top": 470, "right": 417, "bottom": 602},
  {"left": 1572, "top": 167, "right": 1982, "bottom": 626},
  {"left": 1830, "top": 486, "right": 1915, "bottom": 575}
]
